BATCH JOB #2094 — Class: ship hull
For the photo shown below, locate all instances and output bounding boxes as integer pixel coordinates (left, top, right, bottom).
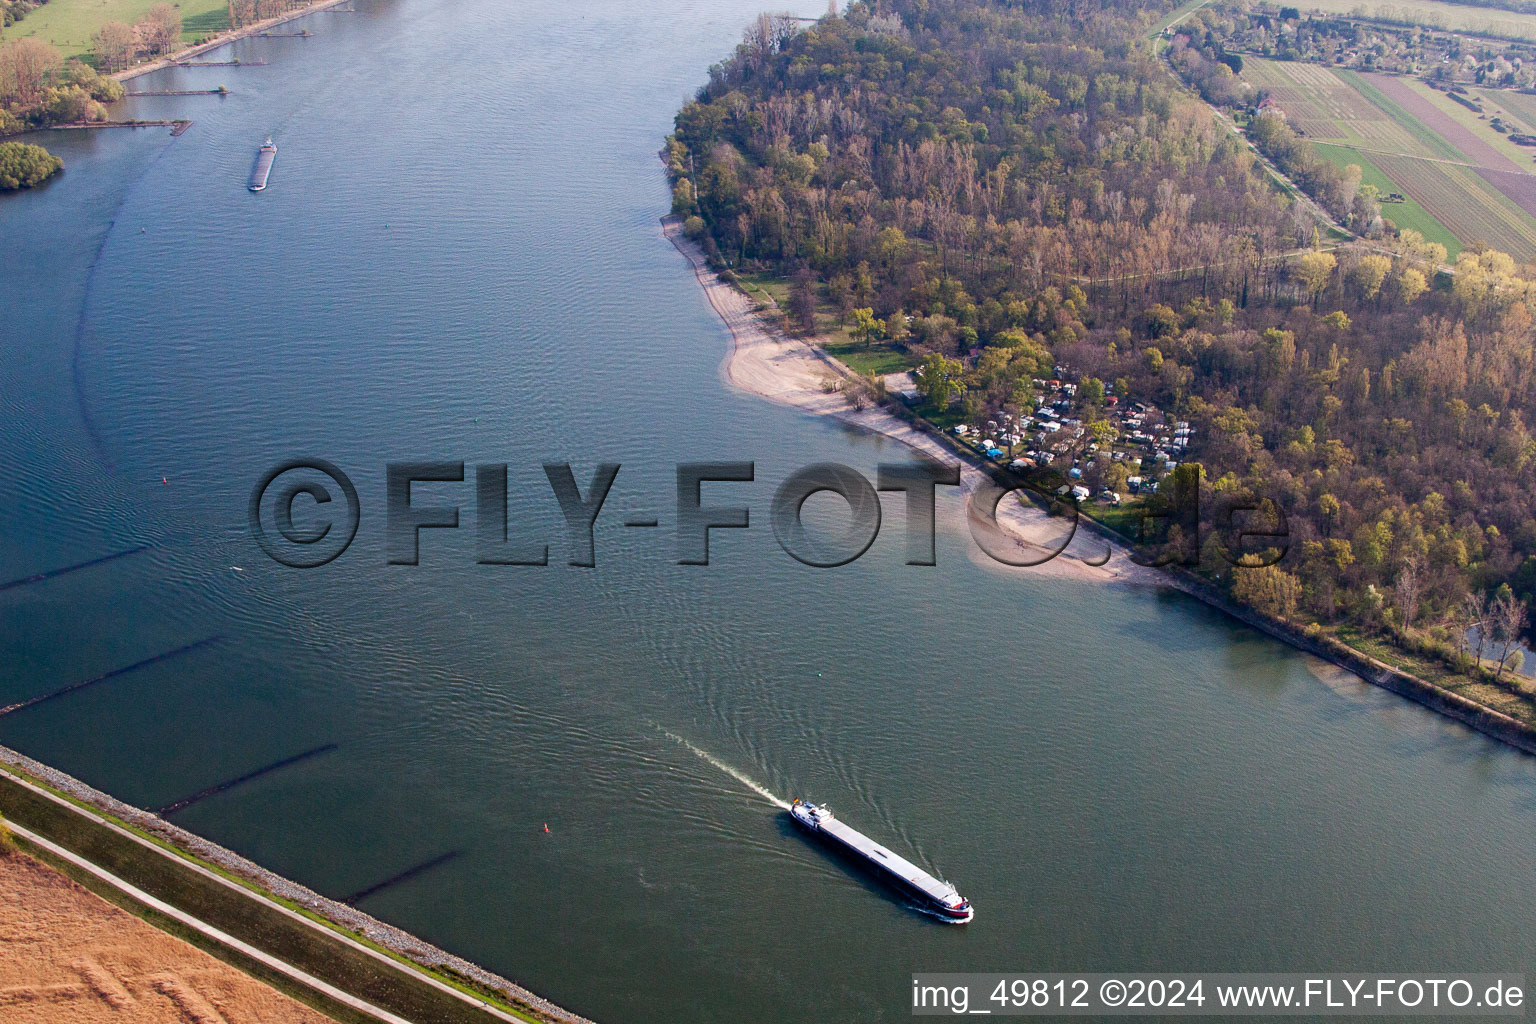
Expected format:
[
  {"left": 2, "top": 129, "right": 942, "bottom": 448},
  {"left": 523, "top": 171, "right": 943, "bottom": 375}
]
[
  {"left": 249, "top": 143, "right": 277, "bottom": 191},
  {"left": 790, "top": 802, "right": 973, "bottom": 923}
]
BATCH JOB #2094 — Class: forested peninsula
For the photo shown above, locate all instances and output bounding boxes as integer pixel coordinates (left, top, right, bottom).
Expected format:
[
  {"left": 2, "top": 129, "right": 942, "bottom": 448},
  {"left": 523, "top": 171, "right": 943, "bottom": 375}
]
[{"left": 668, "top": 0, "right": 1536, "bottom": 731}]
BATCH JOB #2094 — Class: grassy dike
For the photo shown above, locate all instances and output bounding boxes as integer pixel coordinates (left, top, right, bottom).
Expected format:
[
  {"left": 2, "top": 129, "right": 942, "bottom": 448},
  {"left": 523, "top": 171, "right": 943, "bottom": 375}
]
[{"left": 0, "top": 764, "right": 570, "bottom": 1024}]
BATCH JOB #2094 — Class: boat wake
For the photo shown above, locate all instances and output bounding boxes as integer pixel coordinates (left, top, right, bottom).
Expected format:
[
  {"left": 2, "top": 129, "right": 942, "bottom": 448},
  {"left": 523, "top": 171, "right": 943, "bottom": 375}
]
[{"left": 661, "top": 730, "right": 791, "bottom": 810}]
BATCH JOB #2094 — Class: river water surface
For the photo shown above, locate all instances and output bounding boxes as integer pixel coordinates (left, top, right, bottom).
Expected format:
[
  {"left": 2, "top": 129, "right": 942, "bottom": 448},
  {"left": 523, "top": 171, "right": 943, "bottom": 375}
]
[{"left": 3, "top": 2, "right": 1536, "bottom": 1021}]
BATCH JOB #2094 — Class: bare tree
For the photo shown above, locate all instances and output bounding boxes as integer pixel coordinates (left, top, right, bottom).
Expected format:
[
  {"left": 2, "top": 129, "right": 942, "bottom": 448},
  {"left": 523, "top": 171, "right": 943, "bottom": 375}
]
[
  {"left": 1492, "top": 590, "right": 1529, "bottom": 682},
  {"left": 1464, "top": 591, "right": 1492, "bottom": 668},
  {"left": 0, "top": 38, "right": 61, "bottom": 107},
  {"left": 1394, "top": 554, "right": 1424, "bottom": 630},
  {"left": 92, "top": 21, "right": 137, "bottom": 73},
  {"left": 138, "top": 3, "right": 182, "bottom": 57},
  {"left": 742, "top": 13, "right": 801, "bottom": 75}
]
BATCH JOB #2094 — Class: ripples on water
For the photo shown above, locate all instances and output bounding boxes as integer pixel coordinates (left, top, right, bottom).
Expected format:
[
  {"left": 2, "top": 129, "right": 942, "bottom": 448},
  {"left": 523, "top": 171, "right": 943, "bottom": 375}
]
[{"left": 3, "top": 0, "right": 1536, "bottom": 1021}]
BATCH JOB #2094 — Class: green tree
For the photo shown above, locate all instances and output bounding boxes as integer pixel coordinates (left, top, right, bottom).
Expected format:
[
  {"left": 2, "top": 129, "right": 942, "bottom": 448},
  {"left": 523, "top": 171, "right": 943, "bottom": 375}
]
[
  {"left": 916, "top": 353, "right": 965, "bottom": 409},
  {"left": 671, "top": 178, "right": 697, "bottom": 216},
  {"left": 1230, "top": 565, "right": 1302, "bottom": 620},
  {"left": 851, "top": 307, "right": 885, "bottom": 349},
  {"left": 1394, "top": 266, "right": 1427, "bottom": 305},
  {"left": 0, "top": 142, "right": 62, "bottom": 190},
  {"left": 1088, "top": 420, "right": 1118, "bottom": 446},
  {"left": 1348, "top": 253, "right": 1390, "bottom": 303},
  {"left": 1077, "top": 376, "right": 1105, "bottom": 408},
  {"left": 1295, "top": 251, "right": 1336, "bottom": 308},
  {"left": 1142, "top": 304, "right": 1179, "bottom": 338}
]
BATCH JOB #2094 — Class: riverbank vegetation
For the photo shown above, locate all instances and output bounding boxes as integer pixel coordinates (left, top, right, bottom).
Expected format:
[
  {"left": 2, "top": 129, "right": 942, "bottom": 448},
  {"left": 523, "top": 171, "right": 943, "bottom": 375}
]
[
  {"left": 0, "top": 37, "right": 123, "bottom": 133},
  {"left": 0, "top": 138, "right": 61, "bottom": 187},
  {"left": 669, "top": 0, "right": 1536, "bottom": 721}
]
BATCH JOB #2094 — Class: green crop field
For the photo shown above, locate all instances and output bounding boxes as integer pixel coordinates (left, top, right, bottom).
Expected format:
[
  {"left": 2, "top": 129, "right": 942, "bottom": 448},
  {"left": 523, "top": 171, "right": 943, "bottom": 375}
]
[
  {"left": 0, "top": 0, "right": 229, "bottom": 63},
  {"left": 1374, "top": 153, "right": 1536, "bottom": 258},
  {"left": 1242, "top": 56, "right": 1536, "bottom": 258},
  {"left": 1311, "top": 142, "right": 1462, "bottom": 256}
]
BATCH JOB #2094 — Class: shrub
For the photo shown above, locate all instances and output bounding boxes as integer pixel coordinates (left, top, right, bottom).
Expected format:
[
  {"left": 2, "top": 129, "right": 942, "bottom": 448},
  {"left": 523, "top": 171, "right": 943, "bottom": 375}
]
[{"left": 0, "top": 141, "right": 63, "bottom": 190}]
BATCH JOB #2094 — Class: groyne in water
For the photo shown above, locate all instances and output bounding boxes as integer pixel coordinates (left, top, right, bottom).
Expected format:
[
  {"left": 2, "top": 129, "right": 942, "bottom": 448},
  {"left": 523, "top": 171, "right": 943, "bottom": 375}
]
[
  {"left": 0, "top": 544, "right": 152, "bottom": 592},
  {"left": 346, "top": 851, "right": 462, "bottom": 904},
  {"left": 0, "top": 637, "right": 220, "bottom": 717},
  {"left": 157, "top": 744, "right": 339, "bottom": 814},
  {"left": 54, "top": 120, "right": 194, "bottom": 135}
]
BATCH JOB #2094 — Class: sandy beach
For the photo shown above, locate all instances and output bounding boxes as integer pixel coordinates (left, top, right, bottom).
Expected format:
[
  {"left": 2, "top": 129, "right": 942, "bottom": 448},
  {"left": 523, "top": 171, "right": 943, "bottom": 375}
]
[{"left": 662, "top": 216, "right": 1166, "bottom": 587}]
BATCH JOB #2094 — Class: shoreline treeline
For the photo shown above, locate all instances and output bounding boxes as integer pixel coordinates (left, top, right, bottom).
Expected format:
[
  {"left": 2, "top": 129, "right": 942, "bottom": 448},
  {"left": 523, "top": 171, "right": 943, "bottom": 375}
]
[{"left": 669, "top": 0, "right": 1536, "bottom": 701}]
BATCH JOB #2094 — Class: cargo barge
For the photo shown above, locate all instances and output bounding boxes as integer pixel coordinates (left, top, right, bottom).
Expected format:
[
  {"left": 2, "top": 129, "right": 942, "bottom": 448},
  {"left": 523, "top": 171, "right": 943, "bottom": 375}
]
[
  {"left": 249, "top": 137, "right": 277, "bottom": 191},
  {"left": 790, "top": 799, "right": 973, "bottom": 922}
]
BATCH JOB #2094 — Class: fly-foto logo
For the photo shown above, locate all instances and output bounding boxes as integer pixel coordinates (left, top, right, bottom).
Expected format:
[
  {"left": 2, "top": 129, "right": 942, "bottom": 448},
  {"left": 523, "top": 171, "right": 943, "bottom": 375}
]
[{"left": 248, "top": 460, "right": 1290, "bottom": 570}]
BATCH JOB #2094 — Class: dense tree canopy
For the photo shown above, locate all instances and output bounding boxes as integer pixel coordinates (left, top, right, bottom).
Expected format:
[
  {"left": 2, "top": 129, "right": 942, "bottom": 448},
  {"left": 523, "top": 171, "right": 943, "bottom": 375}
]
[
  {"left": 0, "top": 139, "right": 61, "bottom": 189},
  {"left": 671, "top": 0, "right": 1536, "bottom": 696},
  {"left": 0, "top": 39, "right": 122, "bottom": 134}
]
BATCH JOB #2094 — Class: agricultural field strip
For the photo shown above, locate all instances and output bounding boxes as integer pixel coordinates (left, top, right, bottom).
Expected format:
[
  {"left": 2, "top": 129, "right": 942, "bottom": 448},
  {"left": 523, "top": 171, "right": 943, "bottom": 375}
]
[
  {"left": 1243, "top": 57, "right": 1536, "bottom": 256},
  {"left": 1376, "top": 153, "right": 1536, "bottom": 254},
  {"left": 1243, "top": 58, "right": 1444, "bottom": 157},
  {"left": 1310, "top": 141, "right": 1463, "bottom": 254},
  {"left": 1370, "top": 72, "right": 1528, "bottom": 171},
  {"left": 1485, "top": 89, "right": 1536, "bottom": 134}
]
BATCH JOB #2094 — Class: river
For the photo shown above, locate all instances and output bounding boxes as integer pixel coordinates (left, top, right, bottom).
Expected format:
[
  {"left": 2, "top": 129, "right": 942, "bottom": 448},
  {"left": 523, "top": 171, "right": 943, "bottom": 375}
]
[{"left": 2, "top": 1, "right": 1535, "bottom": 1021}]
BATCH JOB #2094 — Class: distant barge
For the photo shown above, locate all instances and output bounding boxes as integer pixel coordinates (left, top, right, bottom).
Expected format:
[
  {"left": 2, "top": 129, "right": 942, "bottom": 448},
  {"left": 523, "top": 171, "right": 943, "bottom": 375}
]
[
  {"left": 790, "top": 799, "right": 973, "bottom": 922},
  {"left": 249, "top": 137, "right": 277, "bottom": 191}
]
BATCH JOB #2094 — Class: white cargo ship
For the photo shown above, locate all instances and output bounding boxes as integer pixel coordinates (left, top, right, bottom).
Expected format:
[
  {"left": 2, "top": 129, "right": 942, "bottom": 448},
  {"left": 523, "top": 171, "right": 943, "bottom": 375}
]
[{"left": 790, "top": 799, "right": 973, "bottom": 923}]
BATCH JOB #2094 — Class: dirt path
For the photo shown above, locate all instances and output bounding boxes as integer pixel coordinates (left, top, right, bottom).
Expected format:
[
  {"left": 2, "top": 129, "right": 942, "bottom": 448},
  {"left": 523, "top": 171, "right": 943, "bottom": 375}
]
[
  {"left": 0, "top": 843, "right": 338, "bottom": 1024},
  {"left": 662, "top": 216, "right": 1166, "bottom": 587}
]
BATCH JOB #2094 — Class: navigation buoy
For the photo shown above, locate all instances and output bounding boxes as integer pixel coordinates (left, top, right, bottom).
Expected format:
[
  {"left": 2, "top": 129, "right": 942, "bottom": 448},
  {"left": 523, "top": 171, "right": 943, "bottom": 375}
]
[
  {"left": 162, "top": 476, "right": 168, "bottom": 485},
  {"left": 543, "top": 823, "right": 550, "bottom": 833}
]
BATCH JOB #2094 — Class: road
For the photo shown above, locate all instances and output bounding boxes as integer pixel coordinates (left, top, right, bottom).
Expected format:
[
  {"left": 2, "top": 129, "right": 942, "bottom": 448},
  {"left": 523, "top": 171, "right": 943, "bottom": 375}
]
[
  {"left": 8, "top": 819, "right": 416, "bottom": 1024},
  {"left": 1149, "top": 7, "right": 1351, "bottom": 239},
  {"left": 2, "top": 766, "right": 550, "bottom": 1024}
]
